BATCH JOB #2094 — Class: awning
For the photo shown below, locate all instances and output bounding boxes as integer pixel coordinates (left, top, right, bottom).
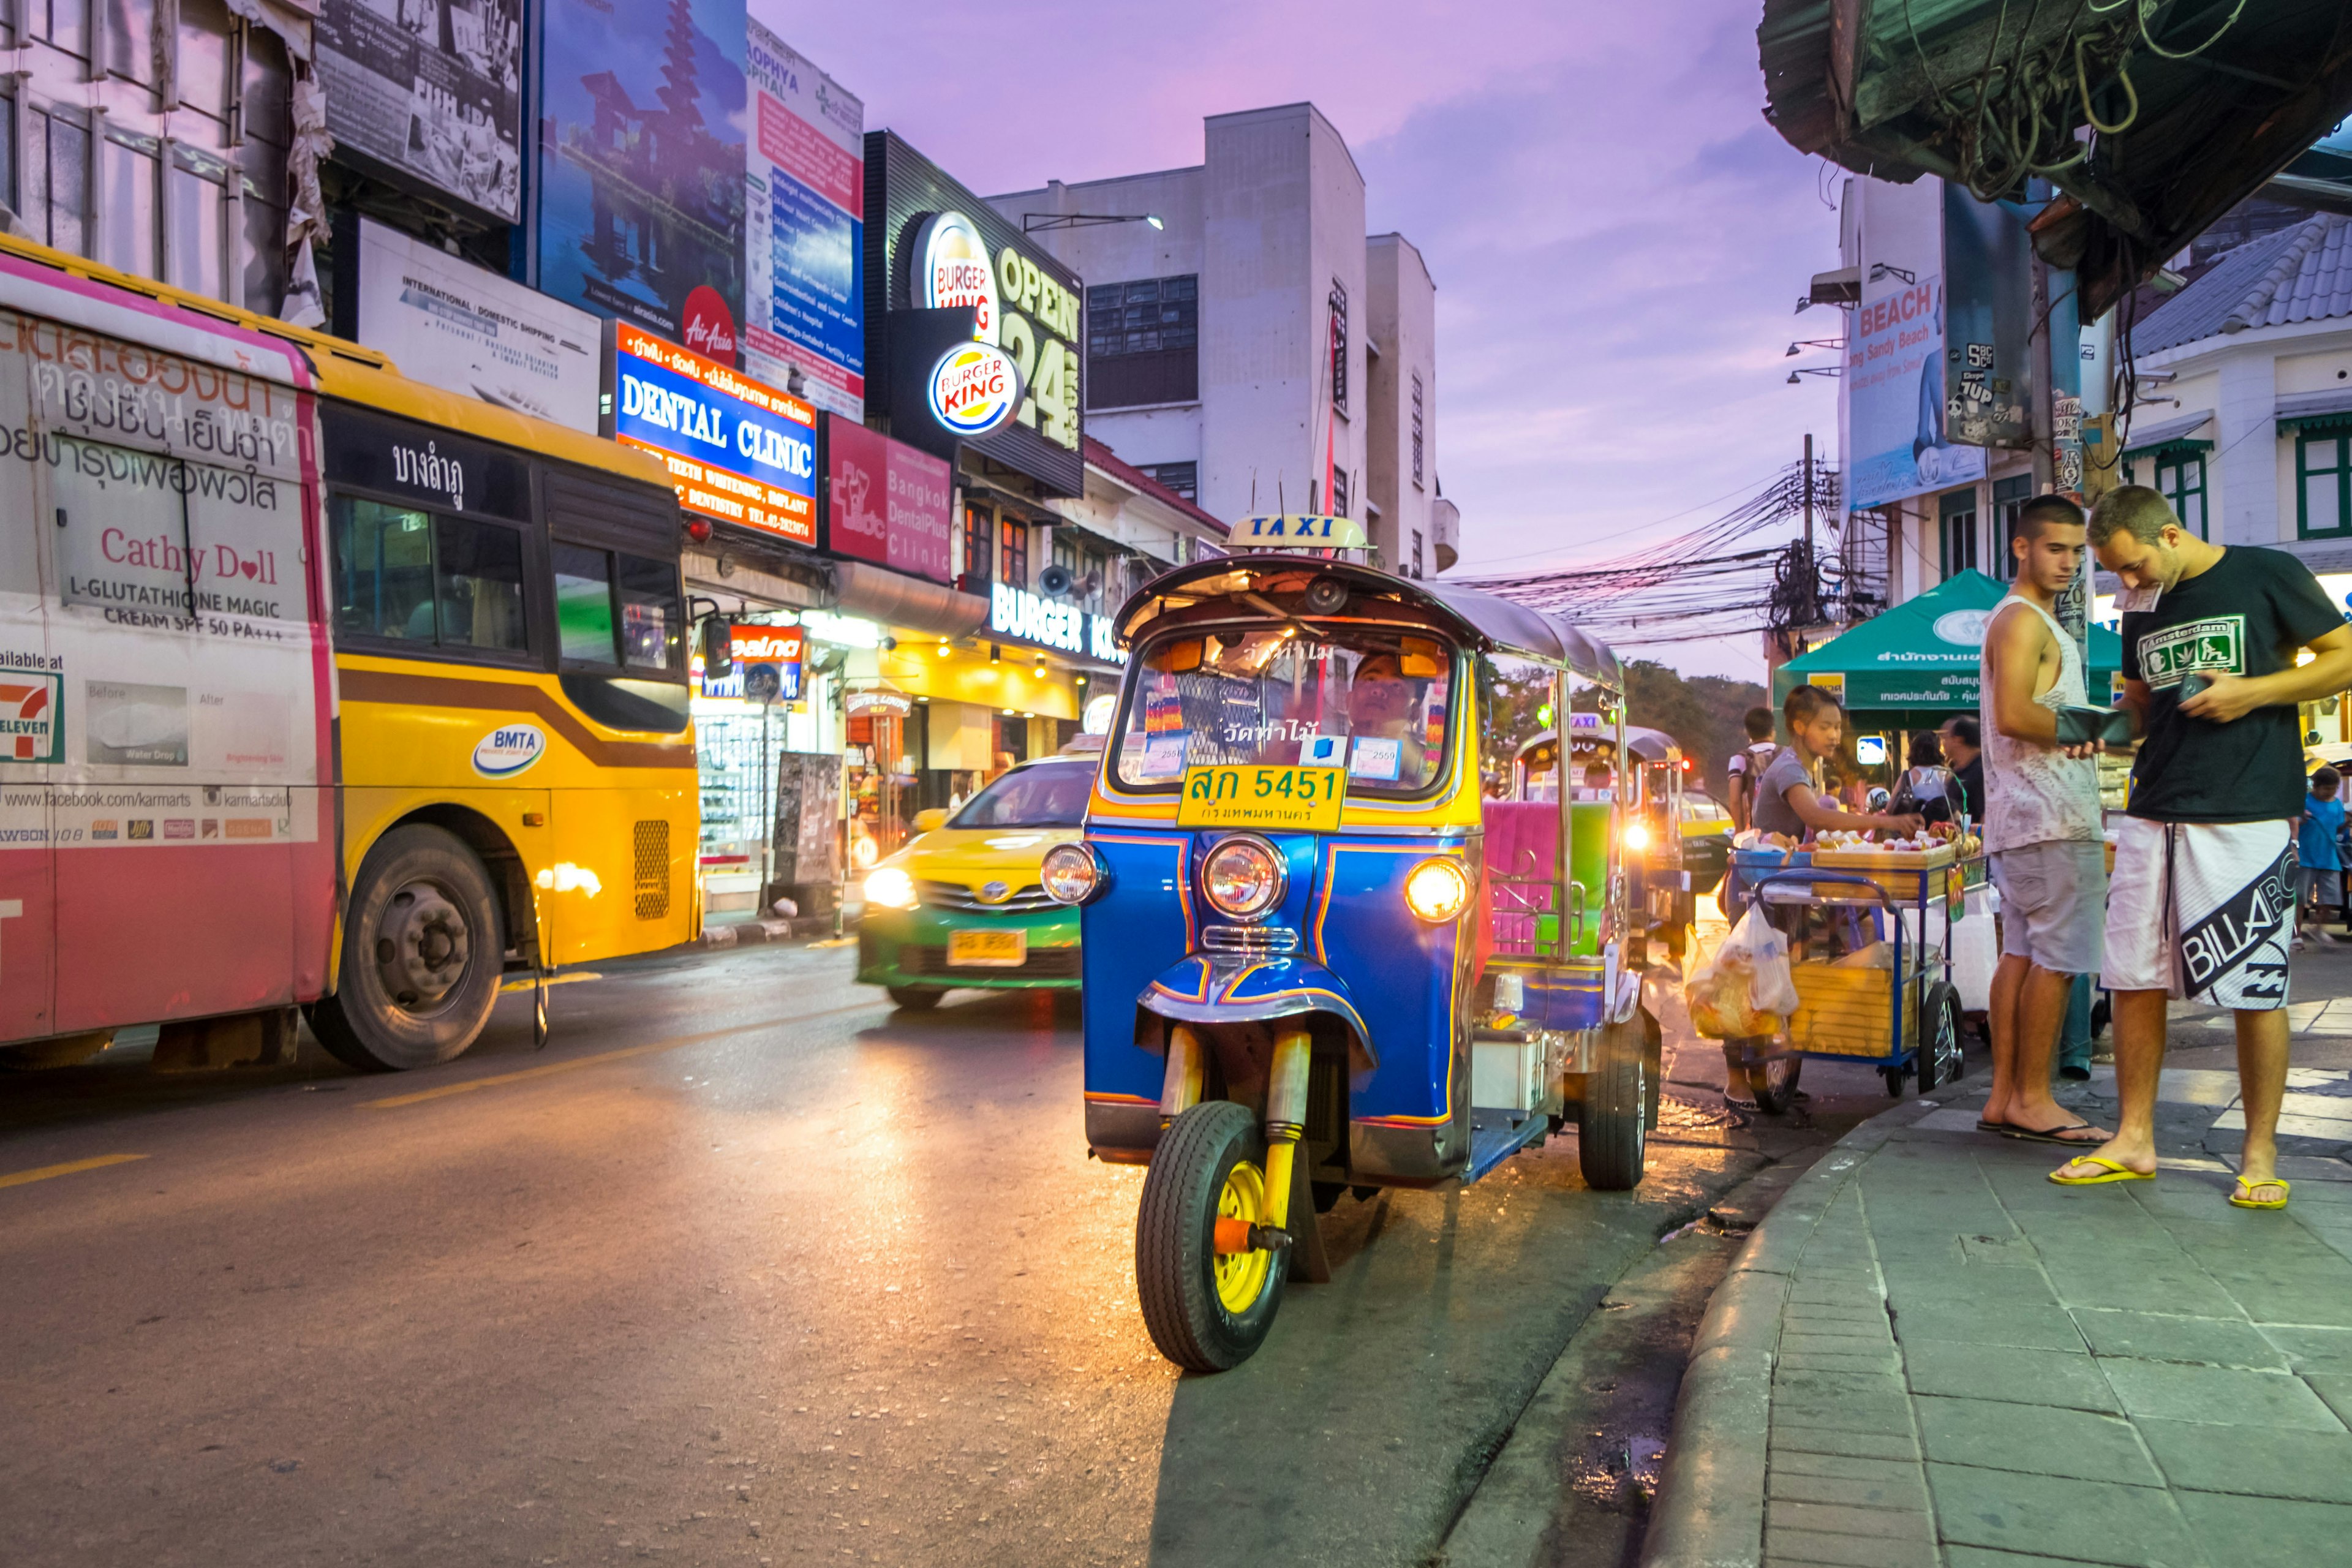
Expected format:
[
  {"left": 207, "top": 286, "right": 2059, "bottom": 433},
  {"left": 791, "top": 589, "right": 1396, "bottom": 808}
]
[
  {"left": 831, "top": 560, "right": 990, "bottom": 640},
  {"left": 1776, "top": 570, "right": 2122, "bottom": 714},
  {"left": 2120, "top": 410, "right": 2214, "bottom": 457},
  {"left": 2278, "top": 390, "right": 2352, "bottom": 435}
]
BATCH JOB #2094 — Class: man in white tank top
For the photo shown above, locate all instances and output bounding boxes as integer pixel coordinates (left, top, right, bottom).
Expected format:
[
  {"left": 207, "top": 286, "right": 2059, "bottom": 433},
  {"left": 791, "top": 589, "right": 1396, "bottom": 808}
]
[{"left": 1978, "top": 496, "right": 2111, "bottom": 1147}]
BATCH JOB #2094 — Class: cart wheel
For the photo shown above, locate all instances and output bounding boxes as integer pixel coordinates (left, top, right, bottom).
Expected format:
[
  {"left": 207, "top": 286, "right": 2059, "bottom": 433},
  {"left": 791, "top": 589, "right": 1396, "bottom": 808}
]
[
  {"left": 1918, "top": 982, "right": 1964, "bottom": 1090},
  {"left": 1751, "top": 1053, "right": 1804, "bottom": 1114},
  {"left": 1579, "top": 1020, "right": 1648, "bottom": 1191},
  {"left": 1135, "top": 1101, "right": 1287, "bottom": 1373},
  {"left": 1881, "top": 1066, "right": 1907, "bottom": 1098}
]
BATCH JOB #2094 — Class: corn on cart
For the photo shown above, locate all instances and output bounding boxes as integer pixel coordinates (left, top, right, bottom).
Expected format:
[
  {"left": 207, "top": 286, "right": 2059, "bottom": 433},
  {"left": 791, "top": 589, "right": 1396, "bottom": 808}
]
[{"left": 1743, "top": 839, "right": 1977, "bottom": 1098}]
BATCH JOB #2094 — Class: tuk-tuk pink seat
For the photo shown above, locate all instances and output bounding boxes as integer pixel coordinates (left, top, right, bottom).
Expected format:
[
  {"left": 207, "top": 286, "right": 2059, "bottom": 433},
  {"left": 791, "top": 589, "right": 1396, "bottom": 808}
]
[{"left": 1483, "top": 801, "right": 1558, "bottom": 948}]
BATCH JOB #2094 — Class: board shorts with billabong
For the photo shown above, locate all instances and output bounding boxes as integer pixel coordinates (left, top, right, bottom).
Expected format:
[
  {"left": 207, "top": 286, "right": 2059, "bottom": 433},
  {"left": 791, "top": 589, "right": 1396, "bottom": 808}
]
[{"left": 2102, "top": 816, "right": 2293, "bottom": 1008}]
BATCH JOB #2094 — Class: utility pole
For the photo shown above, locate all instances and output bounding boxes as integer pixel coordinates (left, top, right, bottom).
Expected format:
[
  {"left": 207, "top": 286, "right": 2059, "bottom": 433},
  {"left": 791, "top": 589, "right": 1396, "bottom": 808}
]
[{"left": 1802, "top": 432, "right": 1817, "bottom": 626}]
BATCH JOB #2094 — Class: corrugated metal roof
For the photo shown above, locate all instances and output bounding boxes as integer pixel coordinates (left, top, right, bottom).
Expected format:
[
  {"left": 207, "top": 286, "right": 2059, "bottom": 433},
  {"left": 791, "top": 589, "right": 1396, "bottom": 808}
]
[
  {"left": 2119, "top": 410, "right": 2214, "bottom": 453},
  {"left": 2136, "top": 214, "right": 2352, "bottom": 355}
]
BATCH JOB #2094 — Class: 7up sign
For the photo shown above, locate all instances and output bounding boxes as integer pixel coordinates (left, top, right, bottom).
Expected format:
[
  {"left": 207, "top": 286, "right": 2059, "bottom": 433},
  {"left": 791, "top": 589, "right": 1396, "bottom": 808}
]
[
  {"left": 0, "top": 672, "right": 61, "bottom": 763},
  {"left": 2137, "top": 616, "right": 2243, "bottom": 689}
]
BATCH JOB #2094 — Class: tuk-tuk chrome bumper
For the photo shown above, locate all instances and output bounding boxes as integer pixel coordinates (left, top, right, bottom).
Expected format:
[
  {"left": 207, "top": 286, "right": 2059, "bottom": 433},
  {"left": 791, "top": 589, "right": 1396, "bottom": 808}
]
[{"left": 1137, "top": 952, "right": 1376, "bottom": 1066}]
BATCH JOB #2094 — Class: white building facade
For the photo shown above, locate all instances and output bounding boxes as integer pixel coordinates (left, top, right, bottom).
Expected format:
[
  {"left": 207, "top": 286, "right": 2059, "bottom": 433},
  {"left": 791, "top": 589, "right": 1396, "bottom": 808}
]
[{"left": 992, "top": 103, "right": 1455, "bottom": 576}]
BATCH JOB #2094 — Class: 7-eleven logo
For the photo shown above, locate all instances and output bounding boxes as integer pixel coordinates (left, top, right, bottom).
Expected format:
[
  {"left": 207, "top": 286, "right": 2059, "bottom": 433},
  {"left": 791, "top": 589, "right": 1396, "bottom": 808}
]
[{"left": 0, "top": 673, "right": 62, "bottom": 763}]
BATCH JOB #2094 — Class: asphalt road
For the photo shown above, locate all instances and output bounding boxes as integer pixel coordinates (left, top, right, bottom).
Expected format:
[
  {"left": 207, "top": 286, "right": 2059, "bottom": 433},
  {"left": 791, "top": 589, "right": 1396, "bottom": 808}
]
[{"left": 0, "top": 935, "right": 1899, "bottom": 1568}]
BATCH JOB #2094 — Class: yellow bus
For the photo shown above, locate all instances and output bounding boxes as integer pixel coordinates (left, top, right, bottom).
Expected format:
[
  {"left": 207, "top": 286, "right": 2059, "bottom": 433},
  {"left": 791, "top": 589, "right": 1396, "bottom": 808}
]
[{"left": 0, "top": 232, "right": 697, "bottom": 1073}]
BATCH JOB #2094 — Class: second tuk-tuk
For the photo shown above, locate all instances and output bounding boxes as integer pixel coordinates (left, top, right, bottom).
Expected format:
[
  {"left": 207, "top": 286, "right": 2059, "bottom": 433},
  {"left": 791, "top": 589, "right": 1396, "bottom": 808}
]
[
  {"left": 1513, "top": 723, "right": 1698, "bottom": 962},
  {"left": 1041, "top": 549, "right": 1662, "bottom": 1371}
]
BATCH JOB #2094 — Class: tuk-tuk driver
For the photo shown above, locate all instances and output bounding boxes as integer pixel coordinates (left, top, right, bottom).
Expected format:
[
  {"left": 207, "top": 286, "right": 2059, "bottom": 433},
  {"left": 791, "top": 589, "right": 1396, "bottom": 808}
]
[{"left": 1345, "top": 650, "right": 1428, "bottom": 782}]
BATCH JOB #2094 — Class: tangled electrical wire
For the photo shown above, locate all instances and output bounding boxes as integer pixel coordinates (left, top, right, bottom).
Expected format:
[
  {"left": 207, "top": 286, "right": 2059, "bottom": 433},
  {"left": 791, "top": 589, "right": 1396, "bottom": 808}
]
[{"left": 1456, "top": 458, "right": 1856, "bottom": 647}]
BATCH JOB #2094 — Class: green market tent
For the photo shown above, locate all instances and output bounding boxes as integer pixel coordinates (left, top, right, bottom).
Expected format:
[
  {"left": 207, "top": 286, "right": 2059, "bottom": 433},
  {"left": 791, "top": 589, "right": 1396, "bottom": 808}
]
[{"left": 1773, "top": 570, "right": 2122, "bottom": 721}]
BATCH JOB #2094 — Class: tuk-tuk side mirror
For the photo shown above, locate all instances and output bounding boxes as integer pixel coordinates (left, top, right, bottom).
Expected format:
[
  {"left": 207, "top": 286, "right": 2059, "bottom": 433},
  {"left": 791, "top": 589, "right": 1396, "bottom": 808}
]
[
  {"left": 701, "top": 618, "right": 733, "bottom": 677},
  {"left": 1150, "top": 638, "right": 1204, "bottom": 673},
  {"left": 911, "top": 808, "right": 948, "bottom": 833}
]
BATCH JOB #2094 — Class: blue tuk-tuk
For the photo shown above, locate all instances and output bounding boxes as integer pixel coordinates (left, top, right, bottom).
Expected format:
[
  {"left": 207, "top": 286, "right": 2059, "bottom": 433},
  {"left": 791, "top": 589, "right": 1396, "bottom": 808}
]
[{"left": 1040, "top": 546, "right": 1661, "bottom": 1371}]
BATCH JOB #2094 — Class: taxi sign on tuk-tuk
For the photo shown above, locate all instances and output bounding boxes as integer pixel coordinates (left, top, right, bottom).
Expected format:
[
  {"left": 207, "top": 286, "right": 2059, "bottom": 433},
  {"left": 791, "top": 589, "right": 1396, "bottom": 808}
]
[
  {"left": 1174, "top": 764, "right": 1347, "bottom": 831},
  {"left": 1232, "top": 513, "right": 1369, "bottom": 550}
]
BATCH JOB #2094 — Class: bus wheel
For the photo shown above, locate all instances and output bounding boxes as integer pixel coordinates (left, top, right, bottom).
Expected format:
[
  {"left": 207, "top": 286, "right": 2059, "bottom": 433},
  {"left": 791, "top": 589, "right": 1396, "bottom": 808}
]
[
  {"left": 308, "top": 825, "right": 502, "bottom": 1072},
  {"left": 1136, "top": 1100, "right": 1286, "bottom": 1372},
  {"left": 1579, "top": 1019, "right": 1648, "bottom": 1191}
]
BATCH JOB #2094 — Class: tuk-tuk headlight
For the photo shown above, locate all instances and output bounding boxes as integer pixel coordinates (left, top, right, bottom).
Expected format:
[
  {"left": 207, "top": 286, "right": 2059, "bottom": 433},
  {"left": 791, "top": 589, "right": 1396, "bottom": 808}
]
[
  {"left": 1202, "top": 834, "right": 1287, "bottom": 921},
  {"left": 1041, "top": 842, "right": 1108, "bottom": 904},
  {"left": 862, "top": 866, "right": 918, "bottom": 910},
  {"left": 1403, "top": 857, "right": 1471, "bottom": 923},
  {"left": 1623, "top": 821, "right": 1652, "bottom": 853}
]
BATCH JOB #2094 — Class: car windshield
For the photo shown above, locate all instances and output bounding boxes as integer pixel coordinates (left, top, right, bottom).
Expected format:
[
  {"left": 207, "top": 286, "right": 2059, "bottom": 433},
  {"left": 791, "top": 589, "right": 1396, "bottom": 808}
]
[
  {"left": 948, "top": 763, "right": 1093, "bottom": 829},
  {"left": 1111, "top": 625, "right": 1456, "bottom": 795}
]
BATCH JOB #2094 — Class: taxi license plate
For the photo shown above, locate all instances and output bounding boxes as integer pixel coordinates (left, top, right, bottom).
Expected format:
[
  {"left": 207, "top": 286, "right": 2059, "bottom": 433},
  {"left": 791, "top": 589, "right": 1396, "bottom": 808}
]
[{"left": 947, "top": 929, "right": 1028, "bottom": 968}]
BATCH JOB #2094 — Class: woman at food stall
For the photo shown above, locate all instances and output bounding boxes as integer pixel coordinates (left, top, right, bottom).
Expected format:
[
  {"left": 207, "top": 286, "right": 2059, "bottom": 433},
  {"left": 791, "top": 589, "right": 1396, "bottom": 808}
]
[{"left": 1754, "top": 687, "right": 1927, "bottom": 843}]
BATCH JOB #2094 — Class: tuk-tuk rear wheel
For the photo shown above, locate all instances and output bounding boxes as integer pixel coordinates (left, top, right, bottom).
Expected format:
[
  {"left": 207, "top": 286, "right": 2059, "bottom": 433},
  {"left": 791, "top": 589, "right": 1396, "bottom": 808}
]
[{"left": 1136, "top": 1100, "right": 1287, "bottom": 1373}]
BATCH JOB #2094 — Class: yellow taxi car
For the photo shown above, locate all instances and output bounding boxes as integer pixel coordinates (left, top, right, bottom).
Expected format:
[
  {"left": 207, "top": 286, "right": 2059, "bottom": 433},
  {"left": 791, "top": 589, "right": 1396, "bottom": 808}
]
[{"left": 854, "top": 752, "right": 1095, "bottom": 1008}]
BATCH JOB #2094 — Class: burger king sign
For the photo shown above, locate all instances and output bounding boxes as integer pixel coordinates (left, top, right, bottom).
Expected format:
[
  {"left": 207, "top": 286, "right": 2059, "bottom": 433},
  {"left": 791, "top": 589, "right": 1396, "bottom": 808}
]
[{"left": 927, "top": 342, "right": 1023, "bottom": 437}]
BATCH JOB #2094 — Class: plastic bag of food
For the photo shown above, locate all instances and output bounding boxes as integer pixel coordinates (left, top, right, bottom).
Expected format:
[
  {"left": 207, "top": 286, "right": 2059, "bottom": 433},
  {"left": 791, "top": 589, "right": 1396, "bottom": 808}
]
[{"left": 1684, "top": 907, "right": 1797, "bottom": 1038}]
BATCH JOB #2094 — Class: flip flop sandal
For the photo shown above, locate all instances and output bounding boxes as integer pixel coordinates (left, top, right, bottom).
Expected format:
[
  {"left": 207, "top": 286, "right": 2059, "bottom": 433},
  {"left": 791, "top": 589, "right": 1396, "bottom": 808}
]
[
  {"left": 2003, "top": 1121, "right": 2104, "bottom": 1145},
  {"left": 1975, "top": 1117, "right": 2008, "bottom": 1133},
  {"left": 2049, "top": 1155, "right": 2154, "bottom": 1186},
  {"left": 2228, "top": 1176, "right": 2291, "bottom": 1210}
]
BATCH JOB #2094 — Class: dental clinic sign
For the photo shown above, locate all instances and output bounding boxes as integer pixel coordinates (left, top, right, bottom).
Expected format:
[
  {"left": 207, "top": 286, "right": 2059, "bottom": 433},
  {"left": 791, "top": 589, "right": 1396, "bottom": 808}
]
[
  {"left": 990, "top": 583, "right": 1126, "bottom": 664},
  {"left": 609, "top": 323, "right": 818, "bottom": 545}
]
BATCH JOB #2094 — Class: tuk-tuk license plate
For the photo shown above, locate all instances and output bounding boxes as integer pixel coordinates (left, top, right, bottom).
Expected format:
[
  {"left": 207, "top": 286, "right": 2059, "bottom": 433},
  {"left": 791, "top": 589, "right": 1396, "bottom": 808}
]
[
  {"left": 1175, "top": 764, "right": 1346, "bottom": 831},
  {"left": 947, "top": 929, "right": 1028, "bottom": 968}
]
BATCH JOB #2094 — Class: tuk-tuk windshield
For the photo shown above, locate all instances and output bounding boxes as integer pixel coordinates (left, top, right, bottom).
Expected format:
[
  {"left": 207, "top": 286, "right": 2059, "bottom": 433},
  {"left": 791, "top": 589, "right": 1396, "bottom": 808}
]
[{"left": 1112, "top": 626, "right": 1455, "bottom": 795}]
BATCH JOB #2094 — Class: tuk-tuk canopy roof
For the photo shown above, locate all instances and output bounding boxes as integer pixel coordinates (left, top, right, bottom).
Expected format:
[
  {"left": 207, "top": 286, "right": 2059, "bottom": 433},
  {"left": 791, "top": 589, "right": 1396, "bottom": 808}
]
[
  {"left": 1116, "top": 557, "right": 1624, "bottom": 688},
  {"left": 1779, "top": 570, "right": 2122, "bottom": 712},
  {"left": 1517, "top": 722, "right": 1679, "bottom": 764}
]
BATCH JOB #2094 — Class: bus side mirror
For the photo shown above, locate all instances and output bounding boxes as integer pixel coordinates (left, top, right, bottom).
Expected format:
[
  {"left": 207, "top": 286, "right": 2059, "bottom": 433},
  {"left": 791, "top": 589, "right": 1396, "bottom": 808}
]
[{"left": 701, "top": 618, "right": 733, "bottom": 677}]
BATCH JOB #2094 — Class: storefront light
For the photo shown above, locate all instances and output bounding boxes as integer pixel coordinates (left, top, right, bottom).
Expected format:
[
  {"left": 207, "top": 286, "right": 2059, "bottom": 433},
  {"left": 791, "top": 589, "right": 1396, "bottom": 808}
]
[{"left": 936, "top": 640, "right": 952, "bottom": 658}]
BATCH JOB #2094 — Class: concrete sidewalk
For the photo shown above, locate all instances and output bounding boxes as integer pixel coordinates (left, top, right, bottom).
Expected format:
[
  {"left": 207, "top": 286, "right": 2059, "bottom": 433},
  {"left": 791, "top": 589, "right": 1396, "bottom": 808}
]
[{"left": 1643, "top": 1041, "right": 2352, "bottom": 1567}]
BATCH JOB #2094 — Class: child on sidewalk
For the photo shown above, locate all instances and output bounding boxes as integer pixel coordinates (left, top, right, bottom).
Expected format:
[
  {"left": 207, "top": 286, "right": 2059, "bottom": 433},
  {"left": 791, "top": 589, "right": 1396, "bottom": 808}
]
[{"left": 2299, "top": 766, "right": 2346, "bottom": 948}]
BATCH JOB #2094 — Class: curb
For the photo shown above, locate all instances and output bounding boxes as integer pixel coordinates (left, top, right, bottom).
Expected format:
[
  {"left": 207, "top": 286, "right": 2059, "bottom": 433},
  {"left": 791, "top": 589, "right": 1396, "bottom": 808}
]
[
  {"left": 699, "top": 913, "right": 843, "bottom": 949},
  {"left": 1638, "top": 1095, "right": 1943, "bottom": 1568}
]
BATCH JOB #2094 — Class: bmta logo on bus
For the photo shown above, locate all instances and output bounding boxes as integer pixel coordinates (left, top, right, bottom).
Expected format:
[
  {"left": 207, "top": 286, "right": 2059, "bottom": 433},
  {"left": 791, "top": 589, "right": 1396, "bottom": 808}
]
[{"left": 472, "top": 723, "right": 548, "bottom": 778}]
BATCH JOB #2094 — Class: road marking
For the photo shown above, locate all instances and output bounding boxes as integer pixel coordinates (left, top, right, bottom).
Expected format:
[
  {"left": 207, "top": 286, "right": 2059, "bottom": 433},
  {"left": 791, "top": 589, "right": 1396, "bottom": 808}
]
[
  {"left": 0, "top": 1152, "right": 148, "bottom": 1189},
  {"left": 358, "top": 1000, "right": 888, "bottom": 1110},
  {"left": 497, "top": 971, "right": 603, "bottom": 993}
]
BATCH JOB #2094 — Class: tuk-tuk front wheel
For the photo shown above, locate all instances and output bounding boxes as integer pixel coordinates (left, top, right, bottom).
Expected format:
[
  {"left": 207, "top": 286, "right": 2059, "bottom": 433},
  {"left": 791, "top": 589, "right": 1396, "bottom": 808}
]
[
  {"left": 1579, "top": 1020, "right": 1649, "bottom": 1191},
  {"left": 1136, "top": 1100, "right": 1287, "bottom": 1372}
]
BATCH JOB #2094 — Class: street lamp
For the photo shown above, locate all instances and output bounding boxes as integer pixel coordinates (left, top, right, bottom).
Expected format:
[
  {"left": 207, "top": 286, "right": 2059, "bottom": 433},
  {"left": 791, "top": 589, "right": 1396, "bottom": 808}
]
[{"left": 1023, "top": 212, "right": 1165, "bottom": 232}]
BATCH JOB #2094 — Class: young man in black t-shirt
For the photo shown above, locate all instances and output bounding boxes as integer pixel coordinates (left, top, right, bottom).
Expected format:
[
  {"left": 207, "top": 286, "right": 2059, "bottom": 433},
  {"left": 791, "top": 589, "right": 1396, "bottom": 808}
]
[{"left": 2052, "top": 487, "right": 2352, "bottom": 1209}]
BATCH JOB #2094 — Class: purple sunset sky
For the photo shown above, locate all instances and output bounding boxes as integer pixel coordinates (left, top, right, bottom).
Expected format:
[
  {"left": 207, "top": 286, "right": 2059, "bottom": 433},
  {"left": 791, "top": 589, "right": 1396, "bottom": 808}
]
[{"left": 782, "top": 2, "right": 1845, "bottom": 680}]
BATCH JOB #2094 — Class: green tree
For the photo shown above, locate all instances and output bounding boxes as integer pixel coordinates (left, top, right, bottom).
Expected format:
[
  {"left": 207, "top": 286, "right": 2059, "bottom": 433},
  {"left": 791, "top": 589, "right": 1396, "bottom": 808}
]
[{"left": 1572, "top": 659, "right": 1765, "bottom": 799}]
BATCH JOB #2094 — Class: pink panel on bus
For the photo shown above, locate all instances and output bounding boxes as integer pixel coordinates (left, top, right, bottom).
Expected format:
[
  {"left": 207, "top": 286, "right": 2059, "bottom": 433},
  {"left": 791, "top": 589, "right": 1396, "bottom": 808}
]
[
  {"left": 0, "top": 847, "right": 56, "bottom": 1039},
  {"left": 52, "top": 845, "right": 293, "bottom": 1030}
]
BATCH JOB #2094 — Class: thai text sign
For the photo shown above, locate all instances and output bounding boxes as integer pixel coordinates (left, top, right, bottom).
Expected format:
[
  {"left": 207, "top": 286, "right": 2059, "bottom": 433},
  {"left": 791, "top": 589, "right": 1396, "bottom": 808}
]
[
  {"left": 1175, "top": 764, "right": 1346, "bottom": 831},
  {"left": 612, "top": 323, "right": 816, "bottom": 544}
]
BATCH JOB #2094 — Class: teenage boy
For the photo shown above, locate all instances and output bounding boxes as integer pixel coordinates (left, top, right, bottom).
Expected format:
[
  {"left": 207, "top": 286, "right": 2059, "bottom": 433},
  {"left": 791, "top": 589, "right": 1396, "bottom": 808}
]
[
  {"left": 2300, "top": 767, "right": 2346, "bottom": 947},
  {"left": 1977, "top": 496, "right": 2109, "bottom": 1147},
  {"left": 1725, "top": 706, "right": 1777, "bottom": 832},
  {"left": 2054, "top": 486, "right": 2352, "bottom": 1208}
]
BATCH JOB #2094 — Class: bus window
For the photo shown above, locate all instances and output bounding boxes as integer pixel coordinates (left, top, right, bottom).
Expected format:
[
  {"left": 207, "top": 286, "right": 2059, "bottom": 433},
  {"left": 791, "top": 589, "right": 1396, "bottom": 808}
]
[
  {"left": 553, "top": 544, "right": 617, "bottom": 664},
  {"left": 616, "top": 552, "right": 683, "bottom": 671},
  {"left": 330, "top": 497, "right": 529, "bottom": 654}
]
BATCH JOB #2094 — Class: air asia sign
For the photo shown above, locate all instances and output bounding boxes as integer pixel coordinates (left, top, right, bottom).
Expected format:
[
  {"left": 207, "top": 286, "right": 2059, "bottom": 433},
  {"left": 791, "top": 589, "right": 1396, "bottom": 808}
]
[
  {"left": 824, "top": 416, "right": 953, "bottom": 584},
  {"left": 732, "top": 624, "right": 805, "bottom": 701},
  {"left": 989, "top": 583, "right": 1126, "bottom": 664},
  {"left": 611, "top": 323, "right": 817, "bottom": 544}
]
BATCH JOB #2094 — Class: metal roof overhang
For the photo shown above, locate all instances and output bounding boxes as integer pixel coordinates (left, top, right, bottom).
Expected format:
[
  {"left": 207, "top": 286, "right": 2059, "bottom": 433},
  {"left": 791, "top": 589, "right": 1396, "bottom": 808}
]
[{"left": 1760, "top": 0, "right": 2352, "bottom": 320}]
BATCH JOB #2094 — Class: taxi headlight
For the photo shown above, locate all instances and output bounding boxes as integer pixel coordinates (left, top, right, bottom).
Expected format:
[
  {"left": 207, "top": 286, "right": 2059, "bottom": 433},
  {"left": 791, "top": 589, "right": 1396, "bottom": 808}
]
[
  {"left": 1403, "top": 857, "right": 1471, "bottom": 923},
  {"left": 1202, "top": 834, "right": 1287, "bottom": 921},
  {"left": 1623, "top": 821, "right": 1653, "bottom": 853},
  {"left": 1041, "top": 842, "right": 1108, "bottom": 905},
  {"left": 862, "top": 866, "right": 918, "bottom": 910}
]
